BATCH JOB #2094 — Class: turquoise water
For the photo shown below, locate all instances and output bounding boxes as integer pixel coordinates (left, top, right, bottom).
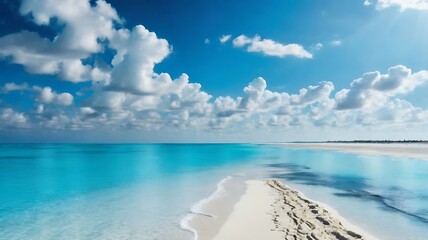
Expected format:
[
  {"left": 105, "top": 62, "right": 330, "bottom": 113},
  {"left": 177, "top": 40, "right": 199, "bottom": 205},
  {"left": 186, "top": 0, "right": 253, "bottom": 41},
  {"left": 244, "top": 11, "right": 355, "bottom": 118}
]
[
  {"left": 1, "top": 144, "right": 428, "bottom": 239},
  {"left": 263, "top": 146, "right": 428, "bottom": 239}
]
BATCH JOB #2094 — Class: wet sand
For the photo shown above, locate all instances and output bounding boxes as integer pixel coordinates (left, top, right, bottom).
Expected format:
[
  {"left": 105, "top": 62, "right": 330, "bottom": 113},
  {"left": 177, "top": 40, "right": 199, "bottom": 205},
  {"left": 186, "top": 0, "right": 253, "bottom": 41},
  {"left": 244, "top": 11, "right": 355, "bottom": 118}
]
[{"left": 193, "top": 179, "right": 372, "bottom": 240}]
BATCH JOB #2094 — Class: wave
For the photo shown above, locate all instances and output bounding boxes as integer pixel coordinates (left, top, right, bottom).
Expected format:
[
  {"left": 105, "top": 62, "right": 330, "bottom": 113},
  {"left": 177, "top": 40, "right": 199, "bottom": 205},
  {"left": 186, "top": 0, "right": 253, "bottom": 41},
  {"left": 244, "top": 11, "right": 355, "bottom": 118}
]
[{"left": 180, "top": 176, "right": 232, "bottom": 240}]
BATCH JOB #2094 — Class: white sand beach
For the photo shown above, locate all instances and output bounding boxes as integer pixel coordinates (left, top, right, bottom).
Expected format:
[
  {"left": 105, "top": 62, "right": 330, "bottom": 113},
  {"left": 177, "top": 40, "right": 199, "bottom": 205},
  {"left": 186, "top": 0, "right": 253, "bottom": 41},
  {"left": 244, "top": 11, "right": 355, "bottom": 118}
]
[
  {"left": 212, "top": 180, "right": 284, "bottom": 240},
  {"left": 192, "top": 179, "right": 371, "bottom": 240},
  {"left": 183, "top": 176, "right": 247, "bottom": 240},
  {"left": 283, "top": 143, "right": 428, "bottom": 161},
  {"left": 187, "top": 142, "right": 428, "bottom": 239}
]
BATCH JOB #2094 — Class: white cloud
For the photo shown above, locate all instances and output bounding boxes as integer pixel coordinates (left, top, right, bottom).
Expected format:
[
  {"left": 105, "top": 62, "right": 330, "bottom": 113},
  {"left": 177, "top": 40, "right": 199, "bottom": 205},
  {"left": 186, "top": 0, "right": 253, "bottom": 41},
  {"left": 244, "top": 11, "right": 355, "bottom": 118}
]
[
  {"left": 85, "top": 71, "right": 212, "bottom": 130},
  {"left": 105, "top": 25, "right": 172, "bottom": 95},
  {"left": 85, "top": 24, "right": 212, "bottom": 129},
  {"left": 0, "top": 0, "right": 120, "bottom": 82},
  {"left": 212, "top": 77, "right": 286, "bottom": 121},
  {"left": 36, "top": 87, "right": 74, "bottom": 106},
  {"left": 204, "top": 38, "right": 210, "bottom": 44},
  {"left": 335, "top": 65, "right": 428, "bottom": 110},
  {"left": 370, "top": 0, "right": 428, "bottom": 11},
  {"left": 312, "top": 43, "right": 323, "bottom": 51},
  {"left": 219, "top": 34, "right": 232, "bottom": 43},
  {"left": 58, "top": 60, "right": 92, "bottom": 83},
  {"left": 2, "top": 64, "right": 428, "bottom": 133},
  {"left": 330, "top": 40, "right": 342, "bottom": 46},
  {"left": 232, "top": 34, "right": 313, "bottom": 58},
  {"left": 239, "top": 78, "right": 285, "bottom": 112},
  {"left": 2, "top": 82, "right": 30, "bottom": 92},
  {"left": 291, "top": 81, "right": 334, "bottom": 106},
  {"left": 2, "top": 0, "right": 428, "bottom": 137},
  {"left": 213, "top": 96, "right": 243, "bottom": 118},
  {"left": 232, "top": 35, "right": 252, "bottom": 47},
  {"left": 20, "top": 0, "right": 121, "bottom": 52},
  {"left": 376, "top": 99, "right": 428, "bottom": 123},
  {"left": 85, "top": 91, "right": 127, "bottom": 112},
  {"left": 2, "top": 82, "right": 74, "bottom": 106},
  {"left": 0, "top": 108, "right": 28, "bottom": 129},
  {"left": 204, "top": 65, "right": 428, "bottom": 130}
]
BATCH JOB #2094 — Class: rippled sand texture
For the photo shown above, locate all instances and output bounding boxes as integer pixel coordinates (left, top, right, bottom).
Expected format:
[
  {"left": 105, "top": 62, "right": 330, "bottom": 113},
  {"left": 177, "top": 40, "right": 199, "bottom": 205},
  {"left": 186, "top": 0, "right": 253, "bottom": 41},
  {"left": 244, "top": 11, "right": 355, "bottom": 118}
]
[
  {"left": 213, "top": 180, "right": 367, "bottom": 240},
  {"left": 267, "top": 180, "right": 365, "bottom": 240}
]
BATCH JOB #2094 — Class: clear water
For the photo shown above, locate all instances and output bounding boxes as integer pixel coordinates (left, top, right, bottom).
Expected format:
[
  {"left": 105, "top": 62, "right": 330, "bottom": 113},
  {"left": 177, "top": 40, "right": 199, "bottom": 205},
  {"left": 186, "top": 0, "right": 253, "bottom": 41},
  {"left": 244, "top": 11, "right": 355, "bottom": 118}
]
[
  {"left": 1, "top": 144, "right": 428, "bottom": 239},
  {"left": 261, "top": 145, "right": 428, "bottom": 239}
]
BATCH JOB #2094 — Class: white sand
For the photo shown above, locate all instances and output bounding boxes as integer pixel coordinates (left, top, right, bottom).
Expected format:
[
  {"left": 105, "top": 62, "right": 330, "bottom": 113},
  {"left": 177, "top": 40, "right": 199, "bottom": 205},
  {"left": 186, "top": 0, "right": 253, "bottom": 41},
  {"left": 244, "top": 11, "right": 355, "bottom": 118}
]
[
  {"left": 212, "top": 180, "right": 367, "bottom": 240},
  {"left": 283, "top": 143, "right": 428, "bottom": 161},
  {"left": 212, "top": 180, "right": 283, "bottom": 240},
  {"left": 185, "top": 176, "right": 247, "bottom": 240}
]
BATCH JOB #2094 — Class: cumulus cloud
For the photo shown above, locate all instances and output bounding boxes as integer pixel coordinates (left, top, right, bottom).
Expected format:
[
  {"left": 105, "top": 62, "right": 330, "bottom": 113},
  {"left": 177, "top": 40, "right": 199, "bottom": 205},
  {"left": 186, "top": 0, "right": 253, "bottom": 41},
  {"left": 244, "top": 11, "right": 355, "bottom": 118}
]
[
  {"left": 0, "top": 108, "right": 28, "bottom": 129},
  {"left": 104, "top": 25, "right": 172, "bottom": 95},
  {"left": 212, "top": 77, "right": 286, "bottom": 121},
  {"left": 232, "top": 34, "right": 313, "bottom": 58},
  {"left": 240, "top": 78, "right": 285, "bottom": 112},
  {"left": 335, "top": 65, "right": 428, "bottom": 110},
  {"left": 376, "top": 99, "right": 428, "bottom": 123},
  {"left": 0, "top": 0, "right": 214, "bottom": 132},
  {"left": 2, "top": 82, "right": 30, "bottom": 92},
  {"left": 1, "top": 0, "right": 428, "bottom": 136},
  {"left": 219, "top": 34, "right": 232, "bottom": 43},
  {"left": 205, "top": 65, "right": 428, "bottom": 130},
  {"left": 291, "top": 82, "right": 334, "bottom": 106},
  {"left": 2, "top": 83, "right": 74, "bottom": 106},
  {"left": 0, "top": 0, "right": 120, "bottom": 82},
  {"left": 84, "top": 70, "right": 212, "bottom": 131},
  {"left": 20, "top": 0, "right": 121, "bottom": 52},
  {"left": 34, "top": 87, "right": 74, "bottom": 106},
  {"left": 366, "top": 0, "right": 428, "bottom": 11},
  {"left": 2, "top": 64, "right": 428, "bottom": 133},
  {"left": 0, "top": 31, "right": 89, "bottom": 79},
  {"left": 208, "top": 78, "right": 335, "bottom": 129}
]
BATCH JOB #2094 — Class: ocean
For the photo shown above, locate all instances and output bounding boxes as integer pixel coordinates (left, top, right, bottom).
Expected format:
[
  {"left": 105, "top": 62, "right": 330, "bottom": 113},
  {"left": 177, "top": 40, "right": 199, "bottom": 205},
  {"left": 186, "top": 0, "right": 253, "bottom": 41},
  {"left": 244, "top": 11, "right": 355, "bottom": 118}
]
[{"left": 0, "top": 144, "right": 428, "bottom": 239}]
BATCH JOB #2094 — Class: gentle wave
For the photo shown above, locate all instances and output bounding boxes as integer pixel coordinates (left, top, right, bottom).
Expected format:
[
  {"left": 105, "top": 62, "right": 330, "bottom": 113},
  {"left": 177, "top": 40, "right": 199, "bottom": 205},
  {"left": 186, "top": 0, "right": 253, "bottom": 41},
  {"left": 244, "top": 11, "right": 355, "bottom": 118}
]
[{"left": 180, "top": 176, "right": 232, "bottom": 240}]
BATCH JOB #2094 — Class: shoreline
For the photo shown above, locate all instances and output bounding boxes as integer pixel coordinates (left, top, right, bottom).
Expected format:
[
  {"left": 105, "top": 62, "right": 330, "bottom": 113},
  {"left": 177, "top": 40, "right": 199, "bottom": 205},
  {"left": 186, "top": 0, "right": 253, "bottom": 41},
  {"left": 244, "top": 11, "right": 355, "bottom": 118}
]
[
  {"left": 280, "top": 142, "right": 428, "bottom": 161},
  {"left": 180, "top": 176, "right": 247, "bottom": 240},
  {"left": 271, "top": 181, "right": 378, "bottom": 240},
  {"left": 188, "top": 178, "right": 374, "bottom": 240}
]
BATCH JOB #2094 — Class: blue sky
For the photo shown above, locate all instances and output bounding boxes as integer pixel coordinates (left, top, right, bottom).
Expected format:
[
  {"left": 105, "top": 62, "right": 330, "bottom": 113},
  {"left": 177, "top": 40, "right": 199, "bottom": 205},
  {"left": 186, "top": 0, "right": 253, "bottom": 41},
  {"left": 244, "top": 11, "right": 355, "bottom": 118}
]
[{"left": 1, "top": 0, "right": 428, "bottom": 142}]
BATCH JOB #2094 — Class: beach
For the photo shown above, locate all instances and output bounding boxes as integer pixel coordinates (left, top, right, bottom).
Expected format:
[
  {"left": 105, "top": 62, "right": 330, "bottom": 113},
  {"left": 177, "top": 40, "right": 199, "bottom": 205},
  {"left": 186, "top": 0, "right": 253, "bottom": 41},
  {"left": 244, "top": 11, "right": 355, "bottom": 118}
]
[
  {"left": 191, "top": 179, "right": 371, "bottom": 240},
  {"left": 184, "top": 142, "right": 428, "bottom": 240}
]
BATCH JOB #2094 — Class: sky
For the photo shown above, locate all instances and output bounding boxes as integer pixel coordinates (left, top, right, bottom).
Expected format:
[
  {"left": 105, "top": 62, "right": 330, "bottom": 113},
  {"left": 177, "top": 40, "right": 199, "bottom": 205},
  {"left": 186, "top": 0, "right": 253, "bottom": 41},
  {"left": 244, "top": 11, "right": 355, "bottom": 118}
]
[{"left": 1, "top": 0, "right": 428, "bottom": 143}]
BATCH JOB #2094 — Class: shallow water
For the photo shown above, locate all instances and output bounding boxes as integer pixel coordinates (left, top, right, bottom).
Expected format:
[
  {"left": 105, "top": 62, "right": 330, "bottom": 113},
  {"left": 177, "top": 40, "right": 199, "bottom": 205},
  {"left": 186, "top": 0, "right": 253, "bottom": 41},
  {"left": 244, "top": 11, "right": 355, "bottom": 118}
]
[
  {"left": 263, "top": 146, "right": 428, "bottom": 239},
  {"left": 0, "top": 144, "right": 263, "bottom": 240},
  {"left": 0, "top": 144, "right": 428, "bottom": 239}
]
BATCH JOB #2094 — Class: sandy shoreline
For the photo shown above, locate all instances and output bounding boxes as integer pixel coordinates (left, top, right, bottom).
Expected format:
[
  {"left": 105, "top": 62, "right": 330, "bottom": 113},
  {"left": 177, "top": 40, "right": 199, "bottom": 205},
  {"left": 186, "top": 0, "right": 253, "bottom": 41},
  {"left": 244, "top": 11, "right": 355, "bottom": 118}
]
[
  {"left": 183, "top": 176, "right": 247, "bottom": 240},
  {"left": 191, "top": 179, "right": 372, "bottom": 240},
  {"left": 281, "top": 142, "right": 428, "bottom": 161}
]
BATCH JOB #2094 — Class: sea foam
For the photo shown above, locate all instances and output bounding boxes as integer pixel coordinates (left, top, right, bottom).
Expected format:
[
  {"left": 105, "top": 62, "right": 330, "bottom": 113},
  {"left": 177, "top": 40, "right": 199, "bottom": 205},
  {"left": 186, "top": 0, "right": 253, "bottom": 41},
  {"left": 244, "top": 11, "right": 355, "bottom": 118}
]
[{"left": 180, "top": 176, "right": 232, "bottom": 240}]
